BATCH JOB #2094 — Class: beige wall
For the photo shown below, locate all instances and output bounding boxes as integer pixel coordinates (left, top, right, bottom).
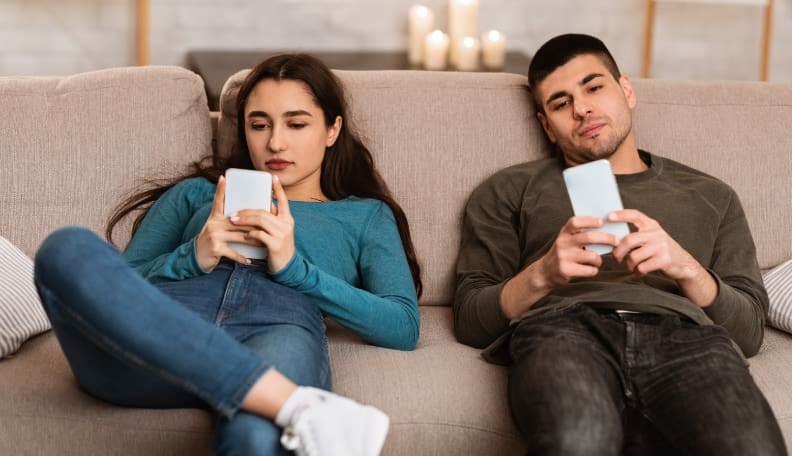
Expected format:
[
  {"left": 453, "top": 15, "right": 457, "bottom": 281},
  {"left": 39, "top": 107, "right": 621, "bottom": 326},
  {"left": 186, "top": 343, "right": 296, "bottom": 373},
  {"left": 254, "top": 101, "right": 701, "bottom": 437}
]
[{"left": 0, "top": 0, "right": 789, "bottom": 82}]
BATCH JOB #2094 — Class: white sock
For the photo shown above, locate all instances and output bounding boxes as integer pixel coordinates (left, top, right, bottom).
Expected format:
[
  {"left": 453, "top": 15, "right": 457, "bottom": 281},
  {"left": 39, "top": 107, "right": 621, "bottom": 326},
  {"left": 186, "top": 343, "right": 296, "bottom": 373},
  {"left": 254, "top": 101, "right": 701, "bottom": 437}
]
[{"left": 275, "top": 386, "right": 324, "bottom": 428}]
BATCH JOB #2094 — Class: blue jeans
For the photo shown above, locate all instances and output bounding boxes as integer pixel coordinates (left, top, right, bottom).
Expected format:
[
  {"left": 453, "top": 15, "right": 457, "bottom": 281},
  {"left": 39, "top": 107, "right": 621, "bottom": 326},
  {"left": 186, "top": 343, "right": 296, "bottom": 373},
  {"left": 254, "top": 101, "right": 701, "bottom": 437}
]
[
  {"left": 508, "top": 304, "right": 786, "bottom": 456},
  {"left": 34, "top": 227, "right": 331, "bottom": 456}
]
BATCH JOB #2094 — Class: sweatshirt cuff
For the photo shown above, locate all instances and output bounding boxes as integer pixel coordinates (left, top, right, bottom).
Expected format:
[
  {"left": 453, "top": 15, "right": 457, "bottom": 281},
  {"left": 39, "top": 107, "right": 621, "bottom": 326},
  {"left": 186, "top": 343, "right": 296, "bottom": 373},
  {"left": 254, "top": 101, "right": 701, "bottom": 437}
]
[
  {"left": 702, "top": 269, "right": 741, "bottom": 324},
  {"left": 476, "top": 282, "right": 514, "bottom": 336},
  {"left": 269, "top": 252, "right": 305, "bottom": 287}
]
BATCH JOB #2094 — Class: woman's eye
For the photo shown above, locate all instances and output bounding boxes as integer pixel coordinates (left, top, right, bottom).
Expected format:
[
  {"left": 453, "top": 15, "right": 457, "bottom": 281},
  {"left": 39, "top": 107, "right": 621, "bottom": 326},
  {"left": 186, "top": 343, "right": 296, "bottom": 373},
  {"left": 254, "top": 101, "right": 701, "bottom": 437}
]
[
  {"left": 290, "top": 123, "right": 306, "bottom": 129},
  {"left": 251, "top": 124, "right": 270, "bottom": 130}
]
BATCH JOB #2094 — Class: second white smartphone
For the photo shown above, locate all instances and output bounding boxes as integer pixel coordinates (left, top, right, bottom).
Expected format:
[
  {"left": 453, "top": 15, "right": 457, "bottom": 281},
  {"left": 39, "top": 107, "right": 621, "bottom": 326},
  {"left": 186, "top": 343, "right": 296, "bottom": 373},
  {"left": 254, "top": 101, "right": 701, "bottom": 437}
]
[
  {"left": 562, "top": 159, "right": 629, "bottom": 255},
  {"left": 223, "top": 168, "right": 272, "bottom": 260}
]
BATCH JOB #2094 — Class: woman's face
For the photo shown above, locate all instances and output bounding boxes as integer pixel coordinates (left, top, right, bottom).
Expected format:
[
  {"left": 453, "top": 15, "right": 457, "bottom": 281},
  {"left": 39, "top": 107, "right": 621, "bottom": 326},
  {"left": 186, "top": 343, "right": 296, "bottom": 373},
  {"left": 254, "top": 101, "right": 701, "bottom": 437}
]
[{"left": 244, "top": 79, "right": 341, "bottom": 200}]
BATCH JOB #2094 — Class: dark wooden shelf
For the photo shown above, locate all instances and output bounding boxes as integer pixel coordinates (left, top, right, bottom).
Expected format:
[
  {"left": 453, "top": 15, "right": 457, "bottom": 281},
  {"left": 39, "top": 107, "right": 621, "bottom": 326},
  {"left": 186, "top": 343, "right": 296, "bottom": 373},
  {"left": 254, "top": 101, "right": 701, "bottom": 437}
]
[{"left": 186, "top": 50, "right": 531, "bottom": 110}]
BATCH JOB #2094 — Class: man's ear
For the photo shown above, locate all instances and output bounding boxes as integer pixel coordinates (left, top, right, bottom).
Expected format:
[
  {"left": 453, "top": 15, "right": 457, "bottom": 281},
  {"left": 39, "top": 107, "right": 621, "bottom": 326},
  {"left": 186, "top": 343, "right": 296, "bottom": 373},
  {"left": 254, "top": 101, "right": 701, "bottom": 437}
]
[
  {"left": 326, "top": 115, "right": 342, "bottom": 147},
  {"left": 619, "top": 75, "right": 637, "bottom": 110},
  {"left": 536, "top": 111, "right": 557, "bottom": 144}
]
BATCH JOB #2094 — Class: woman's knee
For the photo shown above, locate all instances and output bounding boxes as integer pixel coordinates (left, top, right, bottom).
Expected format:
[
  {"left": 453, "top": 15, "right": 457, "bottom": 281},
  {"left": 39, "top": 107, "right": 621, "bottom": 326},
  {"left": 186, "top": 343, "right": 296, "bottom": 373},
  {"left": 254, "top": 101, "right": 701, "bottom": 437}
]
[
  {"left": 244, "top": 326, "right": 330, "bottom": 389},
  {"left": 35, "top": 227, "right": 107, "bottom": 287}
]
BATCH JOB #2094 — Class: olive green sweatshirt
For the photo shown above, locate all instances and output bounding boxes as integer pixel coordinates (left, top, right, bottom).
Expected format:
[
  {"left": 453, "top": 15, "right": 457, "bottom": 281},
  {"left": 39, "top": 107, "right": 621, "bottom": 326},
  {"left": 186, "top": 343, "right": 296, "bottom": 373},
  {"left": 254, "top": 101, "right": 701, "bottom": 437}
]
[{"left": 454, "top": 152, "right": 768, "bottom": 362}]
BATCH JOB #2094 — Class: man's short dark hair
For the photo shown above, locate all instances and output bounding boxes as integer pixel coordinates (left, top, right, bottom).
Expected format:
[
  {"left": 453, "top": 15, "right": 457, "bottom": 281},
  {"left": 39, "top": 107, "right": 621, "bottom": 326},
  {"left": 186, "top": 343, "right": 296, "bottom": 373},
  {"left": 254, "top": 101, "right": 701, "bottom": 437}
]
[{"left": 528, "top": 34, "right": 622, "bottom": 110}]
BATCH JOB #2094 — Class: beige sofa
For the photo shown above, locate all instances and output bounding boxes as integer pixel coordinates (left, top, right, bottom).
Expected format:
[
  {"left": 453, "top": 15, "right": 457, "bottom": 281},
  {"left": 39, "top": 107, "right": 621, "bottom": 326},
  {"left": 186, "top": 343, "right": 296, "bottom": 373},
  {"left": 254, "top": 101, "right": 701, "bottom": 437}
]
[{"left": 1, "top": 66, "right": 791, "bottom": 455}]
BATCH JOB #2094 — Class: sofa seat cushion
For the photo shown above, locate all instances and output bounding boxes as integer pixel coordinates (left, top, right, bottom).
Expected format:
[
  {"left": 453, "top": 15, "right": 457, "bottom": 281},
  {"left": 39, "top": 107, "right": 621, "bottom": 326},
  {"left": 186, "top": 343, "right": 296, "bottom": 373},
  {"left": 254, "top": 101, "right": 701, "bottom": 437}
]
[
  {"left": 328, "top": 306, "right": 524, "bottom": 455},
  {"left": 750, "top": 326, "right": 792, "bottom": 451},
  {"left": 2, "top": 308, "right": 790, "bottom": 455},
  {"left": 0, "top": 333, "right": 213, "bottom": 456}
]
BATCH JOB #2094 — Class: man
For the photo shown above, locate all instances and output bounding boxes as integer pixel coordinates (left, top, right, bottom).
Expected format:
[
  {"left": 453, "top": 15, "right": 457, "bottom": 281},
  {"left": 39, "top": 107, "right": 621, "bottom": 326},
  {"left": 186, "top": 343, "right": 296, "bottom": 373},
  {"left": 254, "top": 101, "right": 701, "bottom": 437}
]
[{"left": 454, "top": 33, "right": 786, "bottom": 455}]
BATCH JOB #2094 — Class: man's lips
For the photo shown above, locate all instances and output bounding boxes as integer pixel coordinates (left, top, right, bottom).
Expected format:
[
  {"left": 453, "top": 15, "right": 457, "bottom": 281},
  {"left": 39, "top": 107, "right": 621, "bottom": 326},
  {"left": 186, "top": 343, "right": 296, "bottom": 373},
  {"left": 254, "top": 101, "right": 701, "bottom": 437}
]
[
  {"left": 265, "top": 159, "right": 292, "bottom": 170},
  {"left": 579, "top": 123, "right": 606, "bottom": 138}
]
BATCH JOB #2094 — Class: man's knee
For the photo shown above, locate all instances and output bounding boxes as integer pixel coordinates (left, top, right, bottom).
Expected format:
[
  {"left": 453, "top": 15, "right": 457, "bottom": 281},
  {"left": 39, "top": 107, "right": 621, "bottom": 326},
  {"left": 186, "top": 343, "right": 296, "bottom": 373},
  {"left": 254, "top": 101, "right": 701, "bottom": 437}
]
[
  {"left": 509, "top": 351, "right": 624, "bottom": 456},
  {"left": 522, "top": 411, "right": 623, "bottom": 456}
]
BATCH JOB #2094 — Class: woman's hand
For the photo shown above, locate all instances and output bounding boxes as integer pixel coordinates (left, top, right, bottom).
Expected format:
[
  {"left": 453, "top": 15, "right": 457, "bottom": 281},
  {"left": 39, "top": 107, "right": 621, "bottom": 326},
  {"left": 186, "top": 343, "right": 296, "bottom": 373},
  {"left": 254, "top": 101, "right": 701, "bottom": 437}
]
[
  {"left": 229, "top": 175, "right": 296, "bottom": 273},
  {"left": 195, "top": 175, "right": 256, "bottom": 271}
]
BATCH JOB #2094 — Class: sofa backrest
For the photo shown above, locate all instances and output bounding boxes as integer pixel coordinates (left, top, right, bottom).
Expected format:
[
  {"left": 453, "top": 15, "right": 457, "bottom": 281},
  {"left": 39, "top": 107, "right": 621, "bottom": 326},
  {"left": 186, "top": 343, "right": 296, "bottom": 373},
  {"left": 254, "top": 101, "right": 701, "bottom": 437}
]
[
  {"left": 630, "top": 78, "right": 792, "bottom": 271},
  {"left": 0, "top": 66, "right": 212, "bottom": 256},
  {"left": 217, "top": 70, "right": 792, "bottom": 307}
]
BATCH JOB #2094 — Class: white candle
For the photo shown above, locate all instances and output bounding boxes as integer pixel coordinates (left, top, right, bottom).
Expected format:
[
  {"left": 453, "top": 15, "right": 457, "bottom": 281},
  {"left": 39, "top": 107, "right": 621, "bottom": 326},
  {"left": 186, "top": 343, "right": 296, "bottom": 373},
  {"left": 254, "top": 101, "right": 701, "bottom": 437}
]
[
  {"left": 481, "top": 30, "right": 506, "bottom": 70},
  {"left": 455, "top": 36, "right": 480, "bottom": 71},
  {"left": 423, "top": 29, "right": 449, "bottom": 71},
  {"left": 408, "top": 5, "right": 435, "bottom": 66},
  {"left": 448, "top": 0, "right": 479, "bottom": 66}
]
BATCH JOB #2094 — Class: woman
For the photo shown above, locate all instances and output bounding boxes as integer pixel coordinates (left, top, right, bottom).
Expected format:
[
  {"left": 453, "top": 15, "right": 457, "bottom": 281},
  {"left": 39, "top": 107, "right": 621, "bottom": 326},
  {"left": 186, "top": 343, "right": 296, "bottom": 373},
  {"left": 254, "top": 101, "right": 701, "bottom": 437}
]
[{"left": 33, "top": 54, "right": 422, "bottom": 456}]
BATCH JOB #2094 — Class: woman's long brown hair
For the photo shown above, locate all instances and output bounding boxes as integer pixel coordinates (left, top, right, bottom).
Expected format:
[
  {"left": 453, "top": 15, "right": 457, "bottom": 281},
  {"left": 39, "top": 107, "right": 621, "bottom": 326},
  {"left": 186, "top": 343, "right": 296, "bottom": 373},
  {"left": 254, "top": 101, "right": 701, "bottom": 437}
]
[{"left": 106, "top": 53, "right": 422, "bottom": 297}]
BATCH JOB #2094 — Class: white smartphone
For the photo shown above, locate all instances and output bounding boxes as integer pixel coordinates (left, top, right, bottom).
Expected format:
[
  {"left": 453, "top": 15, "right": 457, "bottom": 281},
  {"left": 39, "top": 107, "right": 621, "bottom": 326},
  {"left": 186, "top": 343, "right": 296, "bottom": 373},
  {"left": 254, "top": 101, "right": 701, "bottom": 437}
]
[
  {"left": 562, "top": 159, "right": 629, "bottom": 255},
  {"left": 223, "top": 168, "right": 272, "bottom": 260}
]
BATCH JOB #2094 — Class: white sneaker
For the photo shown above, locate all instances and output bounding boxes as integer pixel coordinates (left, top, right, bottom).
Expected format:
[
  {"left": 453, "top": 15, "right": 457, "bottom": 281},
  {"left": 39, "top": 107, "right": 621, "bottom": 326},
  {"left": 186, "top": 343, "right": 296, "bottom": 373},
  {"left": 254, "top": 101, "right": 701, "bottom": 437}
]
[{"left": 279, "top": 388, "right": 390, "bottom": 456}]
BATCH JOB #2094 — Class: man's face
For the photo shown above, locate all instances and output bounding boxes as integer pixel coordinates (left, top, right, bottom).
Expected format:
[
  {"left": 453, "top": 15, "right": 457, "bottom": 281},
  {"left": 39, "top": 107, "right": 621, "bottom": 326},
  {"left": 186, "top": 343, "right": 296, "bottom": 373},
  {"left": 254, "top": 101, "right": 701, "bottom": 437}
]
[{"left": 534, "top": 54, "right": 636, "bottom": 166}]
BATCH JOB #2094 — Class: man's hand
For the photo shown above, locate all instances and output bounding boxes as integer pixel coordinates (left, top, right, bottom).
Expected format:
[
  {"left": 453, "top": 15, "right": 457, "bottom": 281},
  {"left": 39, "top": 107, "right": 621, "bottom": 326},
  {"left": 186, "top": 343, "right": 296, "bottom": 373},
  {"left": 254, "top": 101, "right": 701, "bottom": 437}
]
[
  {"left": 609, "top": 209, "right": 717, "bottom": 307},
  {"left": 500, "top": 216, "right": 618, "bottom": 319}
]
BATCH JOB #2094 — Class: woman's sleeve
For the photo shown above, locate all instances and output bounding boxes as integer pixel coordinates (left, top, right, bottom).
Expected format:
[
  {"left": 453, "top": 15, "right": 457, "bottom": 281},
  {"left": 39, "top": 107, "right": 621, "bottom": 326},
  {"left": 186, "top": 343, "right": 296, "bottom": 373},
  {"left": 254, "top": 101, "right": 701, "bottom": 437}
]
[
  {"left": 271, "top": 203, "right": 420, "bottom": 350},
  {"left": 123, "top": 179, "right": 212, "bottom": 283}
]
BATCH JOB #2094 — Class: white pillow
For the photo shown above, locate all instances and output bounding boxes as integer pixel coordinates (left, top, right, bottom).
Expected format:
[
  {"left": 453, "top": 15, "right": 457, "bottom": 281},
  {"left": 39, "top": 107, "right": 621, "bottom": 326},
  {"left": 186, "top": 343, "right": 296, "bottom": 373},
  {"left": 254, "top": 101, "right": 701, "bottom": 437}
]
[
  {"left": 763, "top": 258, "right": 792, "bottom": 334},
  {"left": 0, "top": 236, "right": 51, "bottom": 358}
]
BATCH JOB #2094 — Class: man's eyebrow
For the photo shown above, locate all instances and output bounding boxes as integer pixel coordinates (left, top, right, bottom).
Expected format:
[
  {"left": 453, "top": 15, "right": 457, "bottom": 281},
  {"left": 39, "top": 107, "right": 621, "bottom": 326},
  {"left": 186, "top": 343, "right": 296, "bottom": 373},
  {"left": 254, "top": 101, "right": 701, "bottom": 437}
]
[
  {"left": 581, "top": 73, "right": 605, "bottom": 85},
  {"left": 544, "top": 73, "right": 607, "bottom": 106},
  {"left": 545, "top": 90, "right": 569, "bottom": 106}
]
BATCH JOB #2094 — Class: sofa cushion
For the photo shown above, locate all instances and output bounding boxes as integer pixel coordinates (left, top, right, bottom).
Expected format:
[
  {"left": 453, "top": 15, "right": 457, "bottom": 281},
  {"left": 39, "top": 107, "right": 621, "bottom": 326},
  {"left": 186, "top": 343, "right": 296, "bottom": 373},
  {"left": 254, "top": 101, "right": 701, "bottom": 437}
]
[
  {"left": 0, "top": 66, "right": 213, "bottom": 256},
  {"left": 764, "top": 259, "right": 792, "bottom": 334},
  {"left": 0, "top": 236, "right": 50, "bottom": 359}
]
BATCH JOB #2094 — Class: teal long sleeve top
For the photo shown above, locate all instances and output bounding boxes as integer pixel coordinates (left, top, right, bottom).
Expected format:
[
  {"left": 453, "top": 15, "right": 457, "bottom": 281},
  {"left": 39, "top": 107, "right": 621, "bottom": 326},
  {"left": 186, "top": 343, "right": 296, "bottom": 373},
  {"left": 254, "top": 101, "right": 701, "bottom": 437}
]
[{"left": 123, "top": 177, "right": 420, "bottom": 350}]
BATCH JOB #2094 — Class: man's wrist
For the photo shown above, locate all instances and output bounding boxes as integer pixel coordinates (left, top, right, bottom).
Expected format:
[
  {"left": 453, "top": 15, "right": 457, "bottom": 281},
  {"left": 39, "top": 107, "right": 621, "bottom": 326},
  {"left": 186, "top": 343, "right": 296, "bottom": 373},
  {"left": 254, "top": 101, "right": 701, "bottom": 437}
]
[{"left": 500, "top": 261, "right": 551, "bottom": 319}]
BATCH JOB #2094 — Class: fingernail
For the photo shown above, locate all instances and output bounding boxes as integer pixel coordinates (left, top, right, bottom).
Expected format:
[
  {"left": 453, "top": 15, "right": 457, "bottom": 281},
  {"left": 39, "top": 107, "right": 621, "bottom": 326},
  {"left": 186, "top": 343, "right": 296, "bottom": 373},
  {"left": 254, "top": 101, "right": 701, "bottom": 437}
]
[
  {"left": 273, "top": 175, "right": 280, "bottom": 183},
  {"left": 230, "top": 215, "right": 239, "bottom": 222},
  {"left": 245, "top": 258, "right": 252, "bottom": 265}
]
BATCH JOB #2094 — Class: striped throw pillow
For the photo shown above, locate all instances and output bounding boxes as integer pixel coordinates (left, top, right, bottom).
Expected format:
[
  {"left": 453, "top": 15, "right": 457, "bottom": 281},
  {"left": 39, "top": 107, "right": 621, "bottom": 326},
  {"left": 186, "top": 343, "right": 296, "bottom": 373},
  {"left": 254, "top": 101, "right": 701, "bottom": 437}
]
[
  {"left": 0, "top": 237, "right": 51, "bottom": 358},
  {"left": 763, "top": 258, "right": 792, "bottom": 335}
]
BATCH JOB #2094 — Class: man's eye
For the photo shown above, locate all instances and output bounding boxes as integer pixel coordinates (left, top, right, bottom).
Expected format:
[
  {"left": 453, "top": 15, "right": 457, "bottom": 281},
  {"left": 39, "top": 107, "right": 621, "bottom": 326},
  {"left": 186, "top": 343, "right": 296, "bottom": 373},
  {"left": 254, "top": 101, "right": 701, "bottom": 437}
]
[
  {"left": 589, "top": 85, "right": 603, "bottom": 92},
  {"left": 552, "top": 101, "right": 569, "bottom": 111}
]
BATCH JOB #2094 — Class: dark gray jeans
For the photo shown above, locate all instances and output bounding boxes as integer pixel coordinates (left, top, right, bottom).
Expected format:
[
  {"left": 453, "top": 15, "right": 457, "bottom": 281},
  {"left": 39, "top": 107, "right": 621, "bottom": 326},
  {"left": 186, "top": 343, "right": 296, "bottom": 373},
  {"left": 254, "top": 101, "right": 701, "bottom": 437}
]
[{"left": 508, "top": 304, "right": 786, "bottom": 456}]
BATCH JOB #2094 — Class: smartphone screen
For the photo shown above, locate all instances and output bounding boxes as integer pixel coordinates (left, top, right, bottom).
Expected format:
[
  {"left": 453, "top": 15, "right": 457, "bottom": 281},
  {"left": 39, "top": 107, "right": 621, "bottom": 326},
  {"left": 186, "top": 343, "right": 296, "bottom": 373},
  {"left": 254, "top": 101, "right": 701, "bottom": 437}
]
[
  {"left": 562, "top": 159, "right": 629, "bottom": 255},
  {"left": 224, "top": 168, "right": 272, "bottom": 259}
]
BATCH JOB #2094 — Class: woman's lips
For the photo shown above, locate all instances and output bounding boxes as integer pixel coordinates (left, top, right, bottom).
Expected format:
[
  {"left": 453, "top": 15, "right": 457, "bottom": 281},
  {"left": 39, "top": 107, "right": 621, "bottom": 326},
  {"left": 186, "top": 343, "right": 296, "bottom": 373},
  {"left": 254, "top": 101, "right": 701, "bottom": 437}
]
[
  {"left": 579, "top": 123, "right": 605, "bottom": 138},
  {"left": 265, "top": 160, "right": 291, "bottom": 171}
]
